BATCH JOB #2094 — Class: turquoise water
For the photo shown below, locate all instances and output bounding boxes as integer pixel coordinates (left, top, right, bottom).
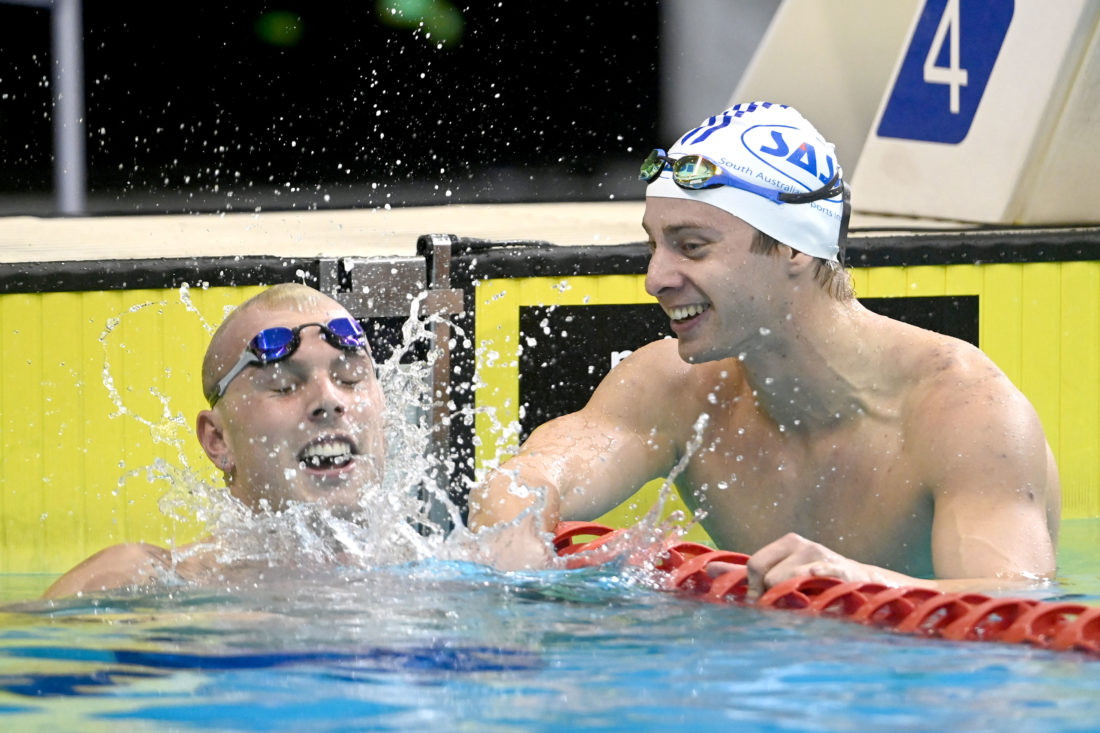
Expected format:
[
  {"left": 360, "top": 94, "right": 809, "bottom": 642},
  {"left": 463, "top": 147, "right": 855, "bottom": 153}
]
[{"left": 0, "top": 520, "right": 1096, "bottom": 732}]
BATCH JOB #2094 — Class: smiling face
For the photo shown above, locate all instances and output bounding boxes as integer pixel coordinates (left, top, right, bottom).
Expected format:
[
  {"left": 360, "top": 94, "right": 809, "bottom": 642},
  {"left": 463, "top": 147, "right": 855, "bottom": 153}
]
[
  {"left": 643, "top": 197, "right": 793, "bottom": 364},
  {"left": 196, "top": 292, "right": 386, "bottom": 514}
]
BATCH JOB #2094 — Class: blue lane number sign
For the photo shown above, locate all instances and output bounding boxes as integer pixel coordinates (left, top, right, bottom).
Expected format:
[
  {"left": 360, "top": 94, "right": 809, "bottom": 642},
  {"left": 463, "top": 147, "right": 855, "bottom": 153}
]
[{"left": 877, "top": 0, "right": 1014, "bottom": 144}]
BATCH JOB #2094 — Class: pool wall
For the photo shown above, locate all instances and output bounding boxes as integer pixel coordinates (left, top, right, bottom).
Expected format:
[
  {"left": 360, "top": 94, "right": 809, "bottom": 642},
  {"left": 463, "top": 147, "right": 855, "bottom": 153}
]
[{"left": 1, "top": 225, "right": 1098, "bottom": 572}]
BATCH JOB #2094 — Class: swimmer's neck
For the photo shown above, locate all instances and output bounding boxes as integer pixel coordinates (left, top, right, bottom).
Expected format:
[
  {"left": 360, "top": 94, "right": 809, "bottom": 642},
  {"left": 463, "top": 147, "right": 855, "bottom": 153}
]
[{"left": 731, "top": 301, "right": 881, "bottom": 430}]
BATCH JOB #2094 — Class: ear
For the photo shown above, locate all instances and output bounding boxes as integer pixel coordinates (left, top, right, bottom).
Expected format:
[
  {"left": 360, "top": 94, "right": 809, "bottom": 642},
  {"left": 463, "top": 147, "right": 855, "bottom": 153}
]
[
  {"left": 196, "top": 408, "right": 233, "bottom": 475},
  {"left": 781, "top": 244, "right": 816, "bottom": 278}
]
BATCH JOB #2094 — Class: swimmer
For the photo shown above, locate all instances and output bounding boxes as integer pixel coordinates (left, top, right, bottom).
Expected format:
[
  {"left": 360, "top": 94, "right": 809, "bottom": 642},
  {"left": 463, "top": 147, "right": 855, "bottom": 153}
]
[
  {"left": 44, "top": 283, "right": 386, "bottom": 598},
  {"left": 469, "top": 102, "right": 1060, "bottom": 593}
]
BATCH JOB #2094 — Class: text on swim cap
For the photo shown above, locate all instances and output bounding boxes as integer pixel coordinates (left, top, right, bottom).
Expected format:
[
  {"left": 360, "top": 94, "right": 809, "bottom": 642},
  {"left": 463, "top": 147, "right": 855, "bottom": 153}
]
[{"left": 753, "top": 130, "right": 837, "bottom": 187}]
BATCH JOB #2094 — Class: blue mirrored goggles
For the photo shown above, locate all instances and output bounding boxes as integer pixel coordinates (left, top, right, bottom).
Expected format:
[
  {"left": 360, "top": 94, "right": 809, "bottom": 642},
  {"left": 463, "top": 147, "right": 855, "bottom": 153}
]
[
  {"left": 639, "top": 148, "right": 843, "bottom": 204},
  {"left": 206, "top": 317, "right": 371, "bottom": 407}
]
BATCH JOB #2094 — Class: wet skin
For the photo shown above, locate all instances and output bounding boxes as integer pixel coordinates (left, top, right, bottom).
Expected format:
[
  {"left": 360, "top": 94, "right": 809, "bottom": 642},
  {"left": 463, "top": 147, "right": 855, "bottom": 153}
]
[
  {"left": 196, "top": 303, "right": 386, "bottom": 514},
  {"left": 471, "top": 197, "right": 1058, "bottom": 593},
  {"left": 42, "top": 291, "right": 389, "bottom": 600}
]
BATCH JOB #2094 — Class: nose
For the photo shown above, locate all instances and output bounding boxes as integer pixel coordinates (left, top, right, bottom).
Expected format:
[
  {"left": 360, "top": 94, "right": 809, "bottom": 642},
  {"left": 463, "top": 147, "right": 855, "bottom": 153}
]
[
  {"left": 644, "top": 244, "right": 683, "bottom": 297},
  {"left": 307, "top": 374, "right": 347, "bottom": 421}
]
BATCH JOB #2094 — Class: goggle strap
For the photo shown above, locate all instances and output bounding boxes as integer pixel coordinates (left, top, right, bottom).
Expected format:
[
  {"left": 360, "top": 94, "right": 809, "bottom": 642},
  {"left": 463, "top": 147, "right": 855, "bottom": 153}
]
[
  {"left": 641, "top": 149, "right": 844, "bottom": 206},
  {"left": 207, "top": 351, "right": 261, "bottom": 407},
  {"left": 778, "top": 170, "right": 843, "bottom": 204}
]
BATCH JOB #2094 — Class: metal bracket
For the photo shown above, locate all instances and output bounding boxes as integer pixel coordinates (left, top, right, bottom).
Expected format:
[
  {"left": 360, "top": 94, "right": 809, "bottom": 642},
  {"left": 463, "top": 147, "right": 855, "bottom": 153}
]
[
  {"left": 318, "top": 256, "right": 426, "bottom": 320},
  {"left": 423, "top": 234, "right": 465, "bottom": 530},
  {"left": 319, "top": 245, "right": 464, "bottom": 321},
  {"left": 320, "top": 235, "right": 467, "bottom": 532}
]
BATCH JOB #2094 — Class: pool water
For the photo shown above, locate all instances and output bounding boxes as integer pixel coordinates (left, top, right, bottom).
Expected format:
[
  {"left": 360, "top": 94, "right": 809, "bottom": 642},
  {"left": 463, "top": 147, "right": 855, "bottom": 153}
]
[{"left": 0, "top": 520, "right": 1097, "bottom": 733}]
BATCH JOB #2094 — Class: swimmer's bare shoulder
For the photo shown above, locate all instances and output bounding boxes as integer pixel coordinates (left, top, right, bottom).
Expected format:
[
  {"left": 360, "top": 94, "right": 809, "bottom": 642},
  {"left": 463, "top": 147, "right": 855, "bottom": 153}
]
[
  {"left": 42, "top": 542, "right": 173, "bottom": 599},
  {"left": 904, "top": 330, "right": 1048, "bottom": 463},
  {"left": 600, "top": 338, "right": 744, "bottom": 432},
  {"left": 899, "top": 328, "right": 1046, "bottom": 474},
  {"left": 589, "top": 338, "right": 702, "bottom": 421},
  {"left": 901, "top": 330, "right": 1059, "bottom": 577}
]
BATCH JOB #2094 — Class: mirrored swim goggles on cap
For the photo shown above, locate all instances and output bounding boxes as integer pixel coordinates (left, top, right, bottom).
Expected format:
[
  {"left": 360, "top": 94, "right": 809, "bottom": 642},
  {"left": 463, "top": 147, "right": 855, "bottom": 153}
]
[
  {"left": 639, "top": 148, "right": 843, "bottom": 205},
  {"left": 206, "top": 317, "right": 371, "bottom": 407}
]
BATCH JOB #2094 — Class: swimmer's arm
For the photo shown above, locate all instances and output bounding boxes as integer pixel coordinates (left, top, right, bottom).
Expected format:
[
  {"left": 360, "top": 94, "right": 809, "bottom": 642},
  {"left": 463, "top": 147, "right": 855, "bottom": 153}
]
[
  {"left": 921, "top": 371, "right": 1058, "bottom": 584},
  {"left": 746, "top": 361, "right": 1059, "bottom": 595},
  {"left": 42, "top": 543, "right": 172, "bottom": 600},
  {"left": 465, "top": 412, "right": 654, "bottom": 570},
  {"left": 467, "top": 343, "right": 681, "bottom": 568},
  {"left": 468, "top": 412, "right": 673, "bottom": 531}
]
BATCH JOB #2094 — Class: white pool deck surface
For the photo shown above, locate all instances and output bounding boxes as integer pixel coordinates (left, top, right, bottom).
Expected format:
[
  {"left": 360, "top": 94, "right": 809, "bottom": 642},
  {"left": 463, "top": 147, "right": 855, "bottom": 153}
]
[{"left": 0, "top": 201, "right": 988, "bottom": 264}]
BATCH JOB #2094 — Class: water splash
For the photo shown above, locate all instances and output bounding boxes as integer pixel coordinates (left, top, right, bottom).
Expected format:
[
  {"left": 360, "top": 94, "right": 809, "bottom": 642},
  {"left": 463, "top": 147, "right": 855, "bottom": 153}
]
[
  {"left": 98, "top": 284, "right": 704, "bottom": 590},
  {"left": 99, "top": 300, "right": 196, "bottom": 487},
  {"left": 95, "top": 287, "right": 459, "bottom": 582},
  {"left": 462, "top": 412, "right": 716, "bottom": 578}
]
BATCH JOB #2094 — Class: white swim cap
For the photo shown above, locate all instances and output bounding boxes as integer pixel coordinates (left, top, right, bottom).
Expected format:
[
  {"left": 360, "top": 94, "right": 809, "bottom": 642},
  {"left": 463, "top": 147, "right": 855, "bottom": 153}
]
[{"left": 644, "top": 102, "right": 849, "bottom": 262}]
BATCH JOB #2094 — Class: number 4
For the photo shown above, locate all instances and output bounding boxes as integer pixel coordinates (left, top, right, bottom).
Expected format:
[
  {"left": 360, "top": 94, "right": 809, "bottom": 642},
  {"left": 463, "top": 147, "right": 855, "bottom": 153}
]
[{"left": 923, "top": 0, "right": 969, "bottom": 113}]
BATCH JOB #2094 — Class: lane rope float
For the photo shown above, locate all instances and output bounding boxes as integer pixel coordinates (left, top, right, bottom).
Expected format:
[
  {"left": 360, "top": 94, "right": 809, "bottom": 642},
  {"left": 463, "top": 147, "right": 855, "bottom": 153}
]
[{"left": 553, "top": 521, "right": 1100, "bottom": 657}]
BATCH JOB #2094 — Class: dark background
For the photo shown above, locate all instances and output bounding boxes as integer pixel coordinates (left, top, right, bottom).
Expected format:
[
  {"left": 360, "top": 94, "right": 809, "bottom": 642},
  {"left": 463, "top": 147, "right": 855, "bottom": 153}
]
[{"left": 0, "top": 1, "right": 660, "bottom": 214}]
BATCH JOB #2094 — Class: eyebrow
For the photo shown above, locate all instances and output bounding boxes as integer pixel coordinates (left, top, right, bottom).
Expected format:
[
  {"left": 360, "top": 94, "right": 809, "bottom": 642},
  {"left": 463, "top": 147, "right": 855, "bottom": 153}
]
[{"left": 644, "top": 223, "right": 722, "bottom": 240}]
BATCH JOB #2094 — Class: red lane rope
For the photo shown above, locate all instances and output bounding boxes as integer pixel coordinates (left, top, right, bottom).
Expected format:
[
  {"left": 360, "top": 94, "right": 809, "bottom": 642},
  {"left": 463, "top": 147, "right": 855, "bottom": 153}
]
[{"left": 552, "top": 521, "right": 1100, "bottom": 657}]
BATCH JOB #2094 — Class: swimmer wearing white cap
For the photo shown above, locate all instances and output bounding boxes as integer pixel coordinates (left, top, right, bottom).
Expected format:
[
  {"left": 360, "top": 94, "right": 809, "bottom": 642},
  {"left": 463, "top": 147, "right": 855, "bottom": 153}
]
[{"left": 471, "top": 103, "right": 1060, "bottom": 594}]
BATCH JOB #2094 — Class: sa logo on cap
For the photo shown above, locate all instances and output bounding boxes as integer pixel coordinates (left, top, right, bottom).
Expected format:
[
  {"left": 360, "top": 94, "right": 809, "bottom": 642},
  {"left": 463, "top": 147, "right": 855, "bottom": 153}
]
[{"left": 744, "top": 126, "right": 838, "bottom": 189}]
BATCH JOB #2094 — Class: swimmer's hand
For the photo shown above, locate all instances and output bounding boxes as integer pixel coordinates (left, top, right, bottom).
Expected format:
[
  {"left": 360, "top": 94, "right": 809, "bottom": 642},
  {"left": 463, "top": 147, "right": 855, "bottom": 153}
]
[
  {"left": 471, "top": 513, "right": 558, "bottom": 571},
  {"left": 745, "top": 533, "right": 885, "bottom": 596},
  {"left": 467, "top": 462, "right": 563, "bottom": 571},
  {"left": 743, "top": 532, "right": 1053, "bottom": 596}
]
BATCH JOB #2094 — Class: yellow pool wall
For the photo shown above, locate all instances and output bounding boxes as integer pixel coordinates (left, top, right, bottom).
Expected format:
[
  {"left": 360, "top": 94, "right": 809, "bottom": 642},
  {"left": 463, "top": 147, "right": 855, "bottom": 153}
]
[
  {"left": 473, "top": 261, "right": 1100, "bottom": 540},
  {"left": 1, "top": 258, "right": 1097, "bottom": 573},
  {"left": 0, "top": 285, "right": 265, "bottom": 573}
]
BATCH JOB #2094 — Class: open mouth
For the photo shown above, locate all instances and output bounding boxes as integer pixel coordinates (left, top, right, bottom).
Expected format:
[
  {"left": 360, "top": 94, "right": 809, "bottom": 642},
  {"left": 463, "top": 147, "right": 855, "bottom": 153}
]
[
  {"left": 298, "top": 437, "right": 357, "bottom": 471},
  {"left": 667, "top": 303, "right": 711, "bottom": 323}
]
